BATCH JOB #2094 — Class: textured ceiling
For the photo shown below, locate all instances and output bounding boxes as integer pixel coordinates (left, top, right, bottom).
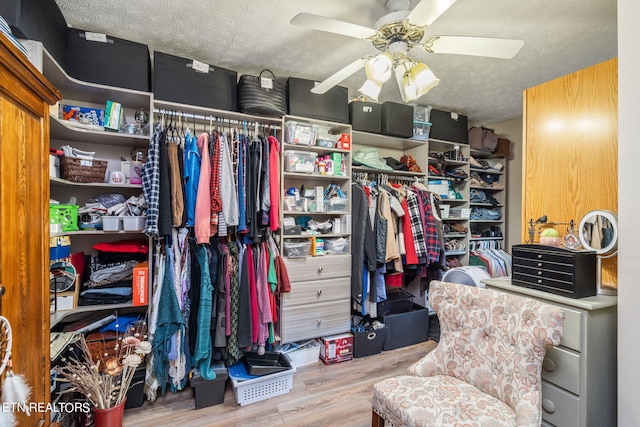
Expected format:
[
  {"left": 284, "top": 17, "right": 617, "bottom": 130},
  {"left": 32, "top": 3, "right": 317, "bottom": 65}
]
[{"left": 54, "top": 0, "right": 617, "bottom": 126}]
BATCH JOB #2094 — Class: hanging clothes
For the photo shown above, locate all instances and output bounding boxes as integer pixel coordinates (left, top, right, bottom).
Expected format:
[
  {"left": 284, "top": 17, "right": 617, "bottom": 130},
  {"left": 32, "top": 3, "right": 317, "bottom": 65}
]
[
  {"left": 220, "top": 133, "right": 239, "bottom": 226},
  {"left": 194, "top": 132, "right": 211, "bottom": 243},
  {"left": 168, "top": 141, "right": 185, "bottom": 227},
  {"left": 183, "top": 131, "right": 200, "bottom": 227},
  {"left": 142, "top": 123, "right": 162, "bottom": 236}
]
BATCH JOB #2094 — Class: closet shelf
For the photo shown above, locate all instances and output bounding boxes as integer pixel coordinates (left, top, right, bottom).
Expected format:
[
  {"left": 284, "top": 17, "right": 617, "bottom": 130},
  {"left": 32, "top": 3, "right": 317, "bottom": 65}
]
[
  {"left": 50, "top": 176, "right": 142, "bottom": 189},
  {"left": 352, "top": 130, "right": 427, "bottom": 150},
  {"left": 283, "top": 233, "right": 349, "bottom": 239},
  {"left": 470, "top": 185, "right": 504, "bottom": 191},
  {"left": 50, "top": 116, "right": 150, "bottom": 148},
  {"left": 442, "top": 217, "right": 470, "bottom": 221},
  {"left": 283, "top": 172, "right": 350, "bottom": 181},
  {"left": 445, "top": 250, "right": 467, "bottom": 256},
  {"left": 470, "top": 237, "right": 504, "bottom": 241},
  {"left": 283, "top": 143, "right": 349, "bottom": 155},
  {"left": 43, "top": 49, "right": 151, "bottom": 110},
  {"left": 469, "top": 219, "right": 504, "bottom": 223},
  {"left": 282, "top": 211, "right": 350, "bottom": 216},
  {"left": 470, "top": 202, "right": 503, "bottom": 207},
  {"left": 444, "top": 233, "right": 468, "bottom": 238},
  {"left": 50, "top": 230, "right": 145, "bottom": 237},
  {"left": 470, "top": 168, "right": 504, "bottom": 175},
  {"left": 441, "top": 199, "right": 468, "bottom": 204},
  {"left": 50, "top": 302, "right": 134, "bottom": 328},
  {"left": 153, "top": 100, "right": 283, "bottom": 126}
]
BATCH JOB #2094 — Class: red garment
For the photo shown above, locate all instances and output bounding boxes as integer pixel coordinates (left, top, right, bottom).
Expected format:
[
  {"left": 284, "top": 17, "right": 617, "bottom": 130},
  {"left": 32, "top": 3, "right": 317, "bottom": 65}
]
[
  {"left": 92, "top": 239, "right": 148, "bottom": 254},
  {"left": 210, "top": 133, "right": 222, "bottom": 235},
  {"left": 275, "top": 255, "right": 291, "bottom": 293},
  {"left": 246, "top": 245, "right": 259, "bottom": 344},
  {"left": 268, "top": 136, "right": 281, "bottom": 231},
  {"left": 401, "top": 198, "right": 419, "bottom": 265}
]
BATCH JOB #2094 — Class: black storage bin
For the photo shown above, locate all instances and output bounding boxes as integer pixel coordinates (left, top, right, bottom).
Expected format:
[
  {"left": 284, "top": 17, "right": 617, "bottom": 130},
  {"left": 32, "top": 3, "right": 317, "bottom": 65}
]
[
  {"left": 381, "top": 102, "right": 414, "bottom": 138},
  {"left": 287, "top": 77, "right": 348, "bottom": 123},
  {"left": 429, "top": 109, "right": 469, "bottom": 144},
  {"left": 154, "top": 51, "right": 238, "bottom": 111},
  {"left": 381, "top": 303, "right": 429, "bottom": 351},
  {"left": 125, "top": 365, "right": 147, "bottom": 409},
  {"left": 349, "top": 101, "right": 381, "bottom": 133},
  {"left": 0, "top": 0, "right": 68, "bottom": 68},
  {"left": 377, "top": 287, "right": 414, "bottom": 316},
  {"left": 66, "top": 28, "right": 150, "bottom": 92},
  {"left": 191, "top": 363, "right": 229, "bottom": 409},
  {"left": 353, "top": 326, "right": 387, "bottom": 358}
]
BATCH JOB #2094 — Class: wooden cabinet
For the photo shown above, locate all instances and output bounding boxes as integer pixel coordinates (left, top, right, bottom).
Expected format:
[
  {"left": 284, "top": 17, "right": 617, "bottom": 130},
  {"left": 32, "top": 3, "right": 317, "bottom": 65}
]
[
  {"left": 0, "top": 34, "right": 60, "bottom": 426},
  {"left": 485, "top": 278, "right": 617, "bottom": 427}
]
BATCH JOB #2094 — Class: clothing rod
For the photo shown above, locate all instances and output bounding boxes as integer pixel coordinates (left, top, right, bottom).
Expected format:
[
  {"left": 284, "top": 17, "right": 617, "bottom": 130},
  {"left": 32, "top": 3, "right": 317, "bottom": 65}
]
[{"left": 153, "top": 108, "right": 281, "bottom": 128}]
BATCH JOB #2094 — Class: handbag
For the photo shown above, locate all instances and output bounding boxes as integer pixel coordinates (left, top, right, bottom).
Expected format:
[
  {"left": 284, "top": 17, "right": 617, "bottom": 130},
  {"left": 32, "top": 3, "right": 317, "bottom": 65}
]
[
  {"left": 468, "top": 126, "right": 498, "bottom": 152},
  {"left": 238, "top": 69, "right": 287, "bottom": 117},
  {"left": 493, "top": 138, "right": 511, "bottom": 157}
]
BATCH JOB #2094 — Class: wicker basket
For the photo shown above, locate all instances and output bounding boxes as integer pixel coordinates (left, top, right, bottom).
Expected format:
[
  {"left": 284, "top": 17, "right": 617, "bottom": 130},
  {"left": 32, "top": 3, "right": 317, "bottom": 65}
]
[
  {"left": 60, "top": 156, "right": 108, "bottom": 183},
  {"left": 238, "top": 69, "right": 287, "bottom": 117}
]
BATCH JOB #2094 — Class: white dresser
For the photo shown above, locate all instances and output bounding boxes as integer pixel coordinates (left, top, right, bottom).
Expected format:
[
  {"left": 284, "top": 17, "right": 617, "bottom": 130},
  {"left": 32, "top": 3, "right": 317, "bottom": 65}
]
[
  {"left": 279, "top": 254, "right": 351, "bottom": 343},
  {"left": 484, "top": 278, "right": 617, "bottom": 427}
]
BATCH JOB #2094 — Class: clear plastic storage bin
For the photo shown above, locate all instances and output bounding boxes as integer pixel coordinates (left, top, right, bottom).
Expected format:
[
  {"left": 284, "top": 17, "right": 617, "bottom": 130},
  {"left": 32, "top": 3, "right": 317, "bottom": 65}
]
[
  {"left": 285, "top": 121, "right": 317, "bottom": 146},
  {"left": 324, "top": 237, "right": 350, "bottom": 254},
  {"left": 284, "top": 150, "right": 318, "bottom": 173},
  {"left": 283, "top": 240, "right": 311, "bottom": 258}
]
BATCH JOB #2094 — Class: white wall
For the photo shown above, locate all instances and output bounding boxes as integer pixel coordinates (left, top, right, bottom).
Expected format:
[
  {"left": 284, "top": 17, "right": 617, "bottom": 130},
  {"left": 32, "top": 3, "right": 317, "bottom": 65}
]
[
  {"left": 617, "top": 0, "right": 639, "bottom": 425},
  {"left": 485, "top": 118, "right": 523, "bottom": 252}
]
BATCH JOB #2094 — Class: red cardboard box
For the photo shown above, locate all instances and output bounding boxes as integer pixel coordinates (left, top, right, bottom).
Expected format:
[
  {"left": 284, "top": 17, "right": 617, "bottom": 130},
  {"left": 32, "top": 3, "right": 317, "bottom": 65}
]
[
  {"left": 337, "top": 133, "right": 351, "bottom": 150},
  {"left": 319, "top": 333, "right": 353, "bottom": 365},
  {"left": 132, "top": 261, "right": 149, "bottom": 306}
]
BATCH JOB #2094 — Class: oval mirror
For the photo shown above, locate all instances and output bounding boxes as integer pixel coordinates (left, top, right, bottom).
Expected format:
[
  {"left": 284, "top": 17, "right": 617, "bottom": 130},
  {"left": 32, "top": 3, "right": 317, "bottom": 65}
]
[
  {"left": 578, "top": 210, "right": 618, "bottom": 256},
  {"left": 50, "top": 261, "right": 77, "bottom": 293}
]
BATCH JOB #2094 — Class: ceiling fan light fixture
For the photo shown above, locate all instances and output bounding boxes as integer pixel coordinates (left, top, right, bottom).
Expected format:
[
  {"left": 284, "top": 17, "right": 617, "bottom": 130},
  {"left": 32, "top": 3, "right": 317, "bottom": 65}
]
[
  {"left": 358, "top": 79, "right": 383, "bottom": 102},
  {"left": 364, "top": 52, "right": 393, "bottom": 83},
  {"left": 410, "top": 62, "right": 440, "bottom": 97}
]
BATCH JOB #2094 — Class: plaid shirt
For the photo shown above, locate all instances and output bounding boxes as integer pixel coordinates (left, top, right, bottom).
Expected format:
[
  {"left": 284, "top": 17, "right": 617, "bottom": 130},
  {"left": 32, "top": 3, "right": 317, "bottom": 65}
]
[
  {"left": 415, "top": 188, "right": 442, "bottom": 263},
  {"left": 142, "top": 123, "right": 162, "bottom": 236},
  {"left": 405, "top": 188, "right": 427, "bottom": 260}
]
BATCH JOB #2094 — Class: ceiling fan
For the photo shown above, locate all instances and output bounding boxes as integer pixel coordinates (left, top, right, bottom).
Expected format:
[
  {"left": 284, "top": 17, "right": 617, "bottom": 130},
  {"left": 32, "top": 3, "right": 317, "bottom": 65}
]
[{"left": 291, "top": 0, "right": 524, "bottom": 102}]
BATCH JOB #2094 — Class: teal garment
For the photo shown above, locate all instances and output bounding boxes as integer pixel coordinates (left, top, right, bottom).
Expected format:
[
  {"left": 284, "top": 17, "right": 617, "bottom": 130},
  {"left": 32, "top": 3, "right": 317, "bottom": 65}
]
[
  {"left": 152, "top": 250, "right": 184, "bottom": 394},
  {"left": 193, "top": 244, "right": 216, "bottom": 380}
]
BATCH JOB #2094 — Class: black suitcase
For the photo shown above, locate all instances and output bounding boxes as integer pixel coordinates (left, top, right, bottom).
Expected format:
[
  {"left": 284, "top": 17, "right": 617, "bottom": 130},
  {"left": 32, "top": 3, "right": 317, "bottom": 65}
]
[
  {"left": 287, "top": 77, "right": 348, "bottom": 123},
  {"left": 1, "top": 0, "right": 68, "bottom": 68},
  {"left": 154, "top": 51, "right": 238, "bottom": 111},
  {"left": 66, "top": 28, "right": 150, "bottom": 92},
  {"left": 429, "top": 109, "right": 469, "bottom": 144}
]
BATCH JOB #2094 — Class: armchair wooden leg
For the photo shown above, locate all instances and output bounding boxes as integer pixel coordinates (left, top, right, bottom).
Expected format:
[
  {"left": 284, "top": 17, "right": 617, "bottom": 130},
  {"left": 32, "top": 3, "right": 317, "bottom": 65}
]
[{"left": 372, "top": 409, "right": 385, "bottom": 427}]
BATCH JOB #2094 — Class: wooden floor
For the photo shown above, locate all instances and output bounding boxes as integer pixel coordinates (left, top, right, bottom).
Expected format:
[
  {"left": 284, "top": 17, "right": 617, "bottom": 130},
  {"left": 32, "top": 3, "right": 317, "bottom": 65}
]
[{"left": 122, "top": 340, "right": 438, "bottom": 427}]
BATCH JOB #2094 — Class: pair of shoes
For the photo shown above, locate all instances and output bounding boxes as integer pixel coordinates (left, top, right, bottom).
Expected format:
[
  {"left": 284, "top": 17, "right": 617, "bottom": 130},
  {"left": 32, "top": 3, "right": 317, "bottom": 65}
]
[
  {"left": 451, "top": 223, "right": 468, "bottom": 233},
  {"left": 428, "top": 164, "right": 443, "bottom": 176}
]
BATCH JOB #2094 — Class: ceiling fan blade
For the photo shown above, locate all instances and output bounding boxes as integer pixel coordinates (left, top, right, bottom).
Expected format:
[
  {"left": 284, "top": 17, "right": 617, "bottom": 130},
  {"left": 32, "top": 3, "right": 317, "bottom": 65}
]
[
  {"left": 291, "top": 13, "right": 377, "bottom": 40},
  {"left": 311, "top": 57, "right": 369, "bottom": 94},
  {"left": 407, "top": 0, "right": 457, "bottom": 27},
  {"left": 426, "top": 36, "right": 525, "bottom": 59}
]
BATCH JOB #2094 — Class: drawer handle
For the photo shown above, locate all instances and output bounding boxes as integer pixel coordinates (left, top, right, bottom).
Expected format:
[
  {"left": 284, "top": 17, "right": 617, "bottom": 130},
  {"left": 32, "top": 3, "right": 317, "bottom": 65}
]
[
  {"left": 537, "top": 263, "right": 543, "bottom": 267},
  {"left": 537, "top": 271, "right": 543, "bottom": 275},
  {"left": 316, "top": 319, "right": 322, "bottom": 325},
  {"left": 537, "top": 279, "right": 543, "bottom": 284},
  {"left": 542, "top": 398, "right": 555, "bottom": 414},
  {"left": 317, "top": 267, "right": 323, "bottom": 274},
  {"left": 537, "top": 254, "right": 543, "bottom": 259},
  {"left": 542, "top": 357, "right": 556, "bottom": 372},
  {"left": 317, "top": 289, "right": 322, "bottom": 296}
]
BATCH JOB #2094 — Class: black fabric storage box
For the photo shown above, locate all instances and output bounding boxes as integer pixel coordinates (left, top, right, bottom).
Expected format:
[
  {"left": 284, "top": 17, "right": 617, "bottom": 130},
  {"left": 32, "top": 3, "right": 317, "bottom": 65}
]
[
  {"left": 154, "top": 51, "right": 238, "bottom": 111},
  {"left": 66, "top": 28, "right": 150, "bottom": 92},
  {"left": 429, "top": 109, "right": 469, "bottom": 144},
  {"left": 125, "top": 365, "right": 147, "bottom": 409},
  {"left": 0, "top": 0, "right": 68, "bottom": 68},
  {"left": 381, "top": 102, "right": 414, "bottom": 138},
  {"left": 191, "top": 364, "right": 229, "bottom": 409},
  {"left": 349, "top": 101, "right": 381, "bottom": 133},
  {"left": 287, "top": 77, "right": 348, "bottom": 123},
  {"left": 377, "top": 288, "right": 414, "bottom": 316},
  {"left": 353, "top": 326, "right": 387, "bottom": 358},
  {"left": 381, "top": 303, "right": 429, "bottom": 351}
]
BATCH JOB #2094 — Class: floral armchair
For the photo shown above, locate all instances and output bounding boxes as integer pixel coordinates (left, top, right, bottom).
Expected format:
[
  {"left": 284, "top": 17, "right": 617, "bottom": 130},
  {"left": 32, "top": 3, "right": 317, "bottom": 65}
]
[{"left": 372, "top": 280, "right": 565, "bottom": 427}]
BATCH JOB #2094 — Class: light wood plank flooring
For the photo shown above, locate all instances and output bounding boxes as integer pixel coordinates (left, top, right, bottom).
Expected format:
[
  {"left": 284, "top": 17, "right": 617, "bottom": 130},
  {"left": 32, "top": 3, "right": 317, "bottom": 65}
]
[{"left": 123, "top": 340, "right": 438, "bottom": 427}]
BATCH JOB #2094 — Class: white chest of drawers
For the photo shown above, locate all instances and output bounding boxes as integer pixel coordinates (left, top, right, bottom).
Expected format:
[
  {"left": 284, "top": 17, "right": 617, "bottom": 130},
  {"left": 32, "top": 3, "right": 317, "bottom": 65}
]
[
  {"left": 484, "top": 278, "right": 617, "bottom": 427},
  {"left": 279, "top": 254, "right": 351, "bottom": 343}
]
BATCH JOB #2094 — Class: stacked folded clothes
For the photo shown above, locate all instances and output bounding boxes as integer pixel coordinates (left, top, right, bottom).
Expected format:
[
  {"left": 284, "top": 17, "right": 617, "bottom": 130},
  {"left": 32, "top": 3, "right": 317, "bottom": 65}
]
[
  {"left": 0, "top": 15, "right": 28, "bottom": 57},
  {"left": 78, "top": 239, "right": 148, "bottom": 306}
]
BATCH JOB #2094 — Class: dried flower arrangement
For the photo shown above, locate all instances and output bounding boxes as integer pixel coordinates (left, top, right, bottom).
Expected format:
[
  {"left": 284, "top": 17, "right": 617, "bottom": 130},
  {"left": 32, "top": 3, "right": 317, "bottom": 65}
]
[{"left": 55, "top": 320, "right": 151, "bottom": 409}]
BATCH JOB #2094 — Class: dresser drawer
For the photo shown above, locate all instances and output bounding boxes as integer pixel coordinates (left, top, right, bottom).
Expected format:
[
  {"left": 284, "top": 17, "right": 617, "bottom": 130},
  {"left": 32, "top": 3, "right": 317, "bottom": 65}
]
[
  {"left": 284, "top": 255, "right": 351, "bottom": 282},
  {"left": 541, "top": 381, "right": 581, "bottom": 427},
  {"left": 512, "top": 269, "right": 574, "bottom": 293},
  {"left": 542, "top": 346, "right": 581, "bottom": 394},
  {"left": 514, "top": 256, "right": 574, "bottom": 274},
  {"left": 551, "top": 305, "right": 583, "bottom": 352},
  {"left": 279, "top": 300, "right": 351, "bottom": 343},
  {"left": 281, "top": 277, "right": 350, "bottom": 307}
]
